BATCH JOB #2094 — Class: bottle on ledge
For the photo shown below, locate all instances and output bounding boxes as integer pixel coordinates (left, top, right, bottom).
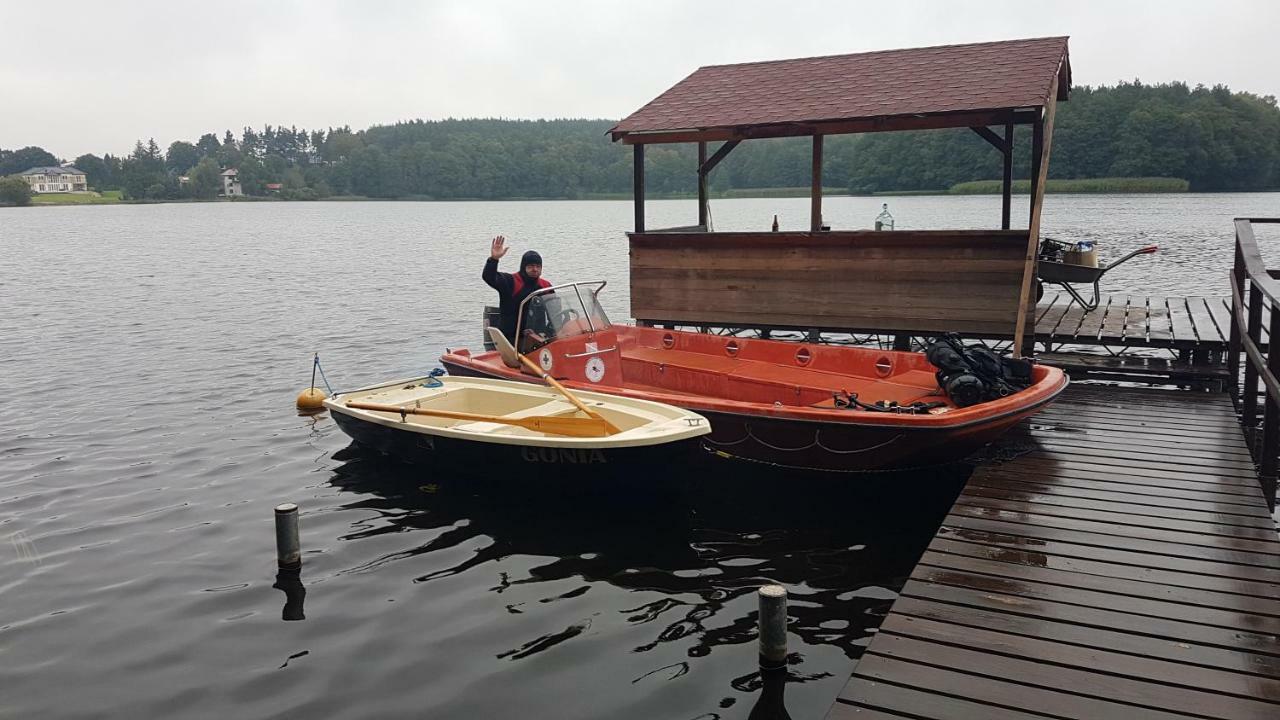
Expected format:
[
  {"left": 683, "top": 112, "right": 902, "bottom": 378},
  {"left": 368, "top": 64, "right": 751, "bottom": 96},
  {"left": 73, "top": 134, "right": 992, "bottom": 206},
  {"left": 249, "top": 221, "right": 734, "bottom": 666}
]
[
  {"left": 771, "top": 214, "right": 780, "bottom": 232},
  {"left": 875, "top": 203, "right": 895, "bottom": 231}
]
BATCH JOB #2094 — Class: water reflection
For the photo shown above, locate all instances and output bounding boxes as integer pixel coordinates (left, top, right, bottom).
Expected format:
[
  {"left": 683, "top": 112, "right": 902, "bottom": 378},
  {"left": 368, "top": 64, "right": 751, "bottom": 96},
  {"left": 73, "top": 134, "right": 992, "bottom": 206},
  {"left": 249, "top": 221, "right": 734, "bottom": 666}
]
[
  {"left": 746, "top": 665, "right": 794, "bottom": 720},
  {"left": 3, "top": 197, "right": 1271, "bottom": 720},
  {"left": 325, "top": 443, "right": 967, "bottom": 714},
  {"left": 272, "top": 566, "right": 307, "bottom": 621}
]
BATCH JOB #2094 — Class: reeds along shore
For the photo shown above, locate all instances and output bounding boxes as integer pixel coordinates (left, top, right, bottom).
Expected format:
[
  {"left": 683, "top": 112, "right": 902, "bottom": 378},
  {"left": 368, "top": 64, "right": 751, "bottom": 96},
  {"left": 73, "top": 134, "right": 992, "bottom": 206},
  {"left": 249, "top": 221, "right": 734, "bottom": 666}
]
[{"left": 949, "top": 177, "right": 1191, "bottom": 194}]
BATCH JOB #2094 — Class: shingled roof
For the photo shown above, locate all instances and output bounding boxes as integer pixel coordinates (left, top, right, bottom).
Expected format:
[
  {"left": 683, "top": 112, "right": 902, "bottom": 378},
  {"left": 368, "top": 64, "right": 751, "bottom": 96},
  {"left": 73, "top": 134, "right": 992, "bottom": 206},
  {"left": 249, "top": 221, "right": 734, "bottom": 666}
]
[
  {"left": 21, "top": 166, "right": 86, "bottom": 176},
  {"left": 611, "top": 36, "right": 1070, "bottom": 143}
]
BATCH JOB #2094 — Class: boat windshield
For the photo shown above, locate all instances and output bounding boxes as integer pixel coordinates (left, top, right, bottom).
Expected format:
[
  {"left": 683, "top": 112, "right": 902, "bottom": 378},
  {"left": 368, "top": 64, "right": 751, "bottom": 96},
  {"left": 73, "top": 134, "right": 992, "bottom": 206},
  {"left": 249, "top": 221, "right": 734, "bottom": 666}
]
[{"left": 517, "top": 281, "right": 610, "bottom": 351}]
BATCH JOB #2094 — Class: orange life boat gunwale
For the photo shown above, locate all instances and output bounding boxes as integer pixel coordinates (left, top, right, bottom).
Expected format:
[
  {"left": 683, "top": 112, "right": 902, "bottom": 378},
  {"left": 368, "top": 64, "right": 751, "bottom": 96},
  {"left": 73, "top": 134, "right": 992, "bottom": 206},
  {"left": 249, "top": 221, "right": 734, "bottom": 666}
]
[{"left": 445, "top": 281, "right": 1067, "bottom": 471}]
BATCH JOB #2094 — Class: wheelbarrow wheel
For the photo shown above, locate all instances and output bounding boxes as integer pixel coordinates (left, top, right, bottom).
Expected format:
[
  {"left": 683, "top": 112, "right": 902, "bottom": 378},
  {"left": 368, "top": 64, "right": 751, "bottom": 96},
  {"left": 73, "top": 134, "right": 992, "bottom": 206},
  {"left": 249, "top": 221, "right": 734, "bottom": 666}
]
[{"left": 1035, "top": 279, "right": 1044, "bottom": 303}]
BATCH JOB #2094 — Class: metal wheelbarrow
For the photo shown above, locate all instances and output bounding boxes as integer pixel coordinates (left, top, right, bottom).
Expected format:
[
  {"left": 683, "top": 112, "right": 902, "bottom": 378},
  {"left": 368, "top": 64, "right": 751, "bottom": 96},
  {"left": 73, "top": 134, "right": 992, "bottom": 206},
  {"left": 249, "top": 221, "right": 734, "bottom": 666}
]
[{"left": 1035, "top": 238, "right": 1158, "bottom": 310}]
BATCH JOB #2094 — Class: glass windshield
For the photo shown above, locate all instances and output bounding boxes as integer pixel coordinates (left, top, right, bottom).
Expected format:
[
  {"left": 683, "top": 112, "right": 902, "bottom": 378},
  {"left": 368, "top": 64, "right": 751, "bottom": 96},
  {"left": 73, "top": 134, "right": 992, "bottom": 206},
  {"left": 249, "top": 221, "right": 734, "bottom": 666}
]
[{"left": 517, "top": 281, "right": 610, "bottom": 352}]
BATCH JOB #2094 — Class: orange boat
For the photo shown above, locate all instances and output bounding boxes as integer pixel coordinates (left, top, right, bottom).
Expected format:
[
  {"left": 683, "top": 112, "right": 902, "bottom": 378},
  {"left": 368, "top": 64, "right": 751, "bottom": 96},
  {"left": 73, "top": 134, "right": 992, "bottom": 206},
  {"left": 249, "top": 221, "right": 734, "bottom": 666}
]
[{"left": 441, "top": 281, "right": 1067, "bottom": 472}]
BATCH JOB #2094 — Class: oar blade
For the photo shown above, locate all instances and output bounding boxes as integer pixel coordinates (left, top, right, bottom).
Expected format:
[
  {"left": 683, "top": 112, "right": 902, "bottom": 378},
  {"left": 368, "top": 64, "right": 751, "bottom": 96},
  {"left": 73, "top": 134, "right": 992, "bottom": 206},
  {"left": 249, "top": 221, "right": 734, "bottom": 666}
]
[{"left": 522, "top": 415, "right": 613, "bottom": 438}]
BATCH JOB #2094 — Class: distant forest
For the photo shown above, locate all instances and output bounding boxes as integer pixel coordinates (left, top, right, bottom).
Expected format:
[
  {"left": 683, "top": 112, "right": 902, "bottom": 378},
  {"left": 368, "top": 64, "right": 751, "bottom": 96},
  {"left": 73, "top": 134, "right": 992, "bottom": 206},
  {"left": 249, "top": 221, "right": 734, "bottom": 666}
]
[{"left": 3, "top": 81, "right": 1278, "bottom": 201}]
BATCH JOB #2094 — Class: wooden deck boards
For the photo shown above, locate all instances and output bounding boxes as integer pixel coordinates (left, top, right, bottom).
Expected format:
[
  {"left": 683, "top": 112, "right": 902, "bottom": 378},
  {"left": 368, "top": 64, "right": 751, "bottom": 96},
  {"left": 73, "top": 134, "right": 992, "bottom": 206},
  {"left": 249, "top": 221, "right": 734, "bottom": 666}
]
[
  {"left": 1035, "top": 292, "right": 1234, "bottom": 350},
  {"left": 828, "top": 384, "right": 1280, "bottom": 720}
]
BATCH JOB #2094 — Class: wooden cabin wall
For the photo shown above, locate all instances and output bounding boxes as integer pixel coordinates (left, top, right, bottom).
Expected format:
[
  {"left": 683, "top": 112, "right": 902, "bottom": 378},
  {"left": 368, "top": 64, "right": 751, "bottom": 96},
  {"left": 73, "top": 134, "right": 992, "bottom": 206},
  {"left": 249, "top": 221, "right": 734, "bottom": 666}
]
[{"left": 629, "top": 231, "right": 1033, "bottom": 337}]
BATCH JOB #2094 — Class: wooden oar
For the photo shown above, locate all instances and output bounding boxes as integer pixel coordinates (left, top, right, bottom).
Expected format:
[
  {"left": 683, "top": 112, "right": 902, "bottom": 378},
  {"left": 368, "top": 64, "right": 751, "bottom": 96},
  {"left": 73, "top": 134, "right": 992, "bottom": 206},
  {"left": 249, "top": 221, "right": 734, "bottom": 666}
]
[
  {"left": 517, "top": 352, "right": 623, "bottom": 435},
  {"left": 345, "top": 401, "right": 612, "bottom": 438}
]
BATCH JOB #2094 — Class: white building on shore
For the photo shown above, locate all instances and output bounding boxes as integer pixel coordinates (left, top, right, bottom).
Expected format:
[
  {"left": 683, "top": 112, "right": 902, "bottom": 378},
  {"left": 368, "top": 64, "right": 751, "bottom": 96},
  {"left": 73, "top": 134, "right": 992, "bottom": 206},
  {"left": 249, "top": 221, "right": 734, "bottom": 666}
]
[
  {"left": 220, "top": 168, "right": 243, "bottom": 197},
  {"left": 21, "top": 166, "right": 88, "bottom": 193}
]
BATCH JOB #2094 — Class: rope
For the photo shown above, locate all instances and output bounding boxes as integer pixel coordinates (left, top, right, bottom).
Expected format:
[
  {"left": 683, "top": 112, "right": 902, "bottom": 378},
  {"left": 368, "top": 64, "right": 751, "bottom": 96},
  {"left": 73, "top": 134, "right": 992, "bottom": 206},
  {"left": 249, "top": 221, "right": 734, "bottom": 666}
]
[
  {"left": 311, "top": 356, "right": 446, "bottom": 396},
  {"left": 421, "top": 367, "right": 446, "bottom": 388},
  {"left": 704, "top": 422, "right": 904, "bottom": 455},
  {"left": 313, "top": 353, "right": 336, "bottom": 395}
]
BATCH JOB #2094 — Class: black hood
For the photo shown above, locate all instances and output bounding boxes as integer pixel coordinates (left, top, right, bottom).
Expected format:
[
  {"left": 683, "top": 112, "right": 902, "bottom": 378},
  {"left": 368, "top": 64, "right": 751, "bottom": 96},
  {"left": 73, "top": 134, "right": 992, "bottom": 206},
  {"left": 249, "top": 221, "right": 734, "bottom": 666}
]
[{"left": 518, "top": 250, "right": 543, "bottom": 280}]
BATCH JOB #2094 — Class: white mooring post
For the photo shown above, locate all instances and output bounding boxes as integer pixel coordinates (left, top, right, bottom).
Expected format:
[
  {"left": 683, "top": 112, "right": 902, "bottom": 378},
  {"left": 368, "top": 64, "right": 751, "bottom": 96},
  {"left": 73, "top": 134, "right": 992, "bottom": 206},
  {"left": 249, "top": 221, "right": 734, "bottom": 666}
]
[
  {"left": 275, "top": 503, "right": 301, "bottom": 568},
  {"left": 758, "top": 584, "right": 788, "bottom": 668}
]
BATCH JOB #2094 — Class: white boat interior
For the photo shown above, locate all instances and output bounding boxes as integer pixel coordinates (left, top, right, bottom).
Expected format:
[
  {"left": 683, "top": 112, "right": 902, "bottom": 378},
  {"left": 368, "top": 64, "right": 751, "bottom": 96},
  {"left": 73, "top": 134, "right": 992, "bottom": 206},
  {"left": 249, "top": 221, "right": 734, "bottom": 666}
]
[{"left": 327, "top": 376, "right": 711, "bottom": 448}]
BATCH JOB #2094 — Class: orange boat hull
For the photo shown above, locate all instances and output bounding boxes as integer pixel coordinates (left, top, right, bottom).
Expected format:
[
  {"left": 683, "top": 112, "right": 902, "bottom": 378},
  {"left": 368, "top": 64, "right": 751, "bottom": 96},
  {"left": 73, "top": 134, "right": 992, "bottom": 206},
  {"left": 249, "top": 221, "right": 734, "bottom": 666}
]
[{"left": 441, "top": 326, "right": 1066, "bottom": 472}]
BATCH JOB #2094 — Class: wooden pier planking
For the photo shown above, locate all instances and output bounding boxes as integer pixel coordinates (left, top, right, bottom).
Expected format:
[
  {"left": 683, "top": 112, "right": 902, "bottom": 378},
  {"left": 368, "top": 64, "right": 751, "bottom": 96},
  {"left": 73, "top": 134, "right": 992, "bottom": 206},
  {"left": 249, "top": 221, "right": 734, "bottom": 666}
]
[
  {"left": 1099, "top": 293, "right": 1130, "bottom": 341},
  {"left": 1169, "top": 297, "right": 1202, "bottom": 346},
  {"left": 1121, "top": 294, "right": 1148, "bottom": 342},
  {"left": 1034, "top": 292, "right": 1234, "bottom": 350},
  {"left": 1073, "top": 294, "right": 1112, "bottom": 339},
  {"left": 1037, "top": 292, "right": 1081, "bottom": 338},
  {"left": 1034, "top": 291, "right": 1064, "bottom": 325},
  {"left": 1146, "top": 295, "right": 1172, "bottom": 341},
  {"left": 1187, "top": 295, "right": 1224, "bottom": 344},
  {"left": 828, "top": 384, "right": 1280, "bottom": 720}
]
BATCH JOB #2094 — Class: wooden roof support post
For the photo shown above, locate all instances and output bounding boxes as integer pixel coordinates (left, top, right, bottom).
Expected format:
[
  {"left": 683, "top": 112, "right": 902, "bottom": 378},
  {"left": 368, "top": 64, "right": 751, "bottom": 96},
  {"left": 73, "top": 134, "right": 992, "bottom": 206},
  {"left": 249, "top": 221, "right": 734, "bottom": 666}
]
[
  {"left": 687, "top": 139, "right": 739, "bottom": 230},
  {"left": 1029, "top": 118, "right": 1044, "bottom": 226},
  {"left": 969, "top": 124, "right": 1014, "bottom": 229},
  {"left": 633, "top": 144, "right": 645, "bottom": 233},
  {"left": 1013, "top": 75, "right": 1060, "bottom": 358},
  {"left": 697, "top": 141, "right": 708, "bottom": 228},
  {"left": 1002, "top": 120, "right": 1014, "bottom": 230},
  {"left": 811, "top": 134, "right": 824, "bottom": 232}
]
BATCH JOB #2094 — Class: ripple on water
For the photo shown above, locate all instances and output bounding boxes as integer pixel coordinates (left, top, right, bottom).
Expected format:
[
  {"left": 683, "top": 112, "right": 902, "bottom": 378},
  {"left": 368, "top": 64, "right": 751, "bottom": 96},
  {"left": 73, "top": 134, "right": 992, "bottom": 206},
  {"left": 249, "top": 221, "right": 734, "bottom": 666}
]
[{"left": 5, "top": 197, "right": 1267, "bottom": 719}]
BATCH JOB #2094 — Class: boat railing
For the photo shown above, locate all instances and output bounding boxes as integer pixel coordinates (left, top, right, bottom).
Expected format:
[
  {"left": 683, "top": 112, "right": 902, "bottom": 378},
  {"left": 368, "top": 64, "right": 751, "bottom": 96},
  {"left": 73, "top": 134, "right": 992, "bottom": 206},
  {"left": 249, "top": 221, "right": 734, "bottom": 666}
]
[{"left": 1226, "top": 217, "right": 1280, "bottom": 510}]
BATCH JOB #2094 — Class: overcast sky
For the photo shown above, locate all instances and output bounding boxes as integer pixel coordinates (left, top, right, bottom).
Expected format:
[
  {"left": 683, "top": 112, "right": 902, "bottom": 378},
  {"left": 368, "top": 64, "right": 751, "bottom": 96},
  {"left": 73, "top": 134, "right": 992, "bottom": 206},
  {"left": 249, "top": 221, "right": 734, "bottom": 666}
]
[{"left": 6, "top": 0, "right": 1278, "bottom": 158}]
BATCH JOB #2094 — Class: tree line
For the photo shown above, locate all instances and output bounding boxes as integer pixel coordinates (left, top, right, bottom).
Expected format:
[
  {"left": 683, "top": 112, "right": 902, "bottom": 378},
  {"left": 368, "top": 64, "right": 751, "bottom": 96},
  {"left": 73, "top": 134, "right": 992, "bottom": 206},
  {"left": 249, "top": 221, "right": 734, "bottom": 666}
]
[{"left": 3, "top": 80, "right": 1278, "bottom": 205}]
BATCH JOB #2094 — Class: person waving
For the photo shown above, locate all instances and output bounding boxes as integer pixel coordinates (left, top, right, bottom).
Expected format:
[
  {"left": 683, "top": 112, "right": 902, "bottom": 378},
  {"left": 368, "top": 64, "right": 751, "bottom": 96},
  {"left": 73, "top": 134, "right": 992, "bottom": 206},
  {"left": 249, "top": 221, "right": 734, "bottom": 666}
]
[{"left": 482, "top": 235, "right": 551, "bottom": 343}]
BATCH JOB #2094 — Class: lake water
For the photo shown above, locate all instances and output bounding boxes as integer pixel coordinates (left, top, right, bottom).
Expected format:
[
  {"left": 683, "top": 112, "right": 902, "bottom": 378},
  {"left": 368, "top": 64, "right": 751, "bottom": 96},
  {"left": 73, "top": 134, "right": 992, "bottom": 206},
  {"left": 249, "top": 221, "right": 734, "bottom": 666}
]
[{"left": 2, "top": 193, "right": 1277, "bottom": 719}]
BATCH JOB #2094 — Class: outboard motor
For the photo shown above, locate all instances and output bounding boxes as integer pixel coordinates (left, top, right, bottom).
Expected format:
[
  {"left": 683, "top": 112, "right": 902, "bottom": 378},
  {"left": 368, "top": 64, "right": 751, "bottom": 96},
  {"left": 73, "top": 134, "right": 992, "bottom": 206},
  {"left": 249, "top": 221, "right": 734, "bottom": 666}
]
[{"left": 925, "top": 334, "right": 1034, "bottom": 407}]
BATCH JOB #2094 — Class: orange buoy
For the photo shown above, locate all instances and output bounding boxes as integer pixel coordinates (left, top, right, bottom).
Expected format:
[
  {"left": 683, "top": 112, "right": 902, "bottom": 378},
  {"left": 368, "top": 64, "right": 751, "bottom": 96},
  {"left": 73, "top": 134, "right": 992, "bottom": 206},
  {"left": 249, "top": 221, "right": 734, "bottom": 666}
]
[
  {"left": 296, "top": 387, "right": 327, "bottom": 413},
  {"left": 298, "top": 353, "right": 329, "bottom": 413}
]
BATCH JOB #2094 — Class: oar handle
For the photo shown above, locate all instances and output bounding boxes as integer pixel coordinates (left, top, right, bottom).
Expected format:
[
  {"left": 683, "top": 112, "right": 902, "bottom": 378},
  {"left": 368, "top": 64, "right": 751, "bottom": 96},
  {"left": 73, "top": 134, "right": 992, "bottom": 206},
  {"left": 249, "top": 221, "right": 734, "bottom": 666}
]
[
  {"left": 344, "top": 400, "right": 609, "bottom": 437},
  {"left": 347, "top": 401, "right": 503, "bottom": 423},
  {"left": 518, "top": 354, "right": 591, "bottom": 415},
  {"left": 517, "top": 352, "right": 622, "bottom": 435}
]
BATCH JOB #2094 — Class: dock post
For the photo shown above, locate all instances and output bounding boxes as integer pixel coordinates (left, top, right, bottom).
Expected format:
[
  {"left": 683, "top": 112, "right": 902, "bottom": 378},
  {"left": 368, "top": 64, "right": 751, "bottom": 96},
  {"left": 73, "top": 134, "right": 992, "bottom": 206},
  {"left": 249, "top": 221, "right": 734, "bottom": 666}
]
[
  {"left": 275, "top": 503, "right": 301, "bottom": 568},
  {"left": 758, "top": 584, "right": 788, "bottom": 668}
]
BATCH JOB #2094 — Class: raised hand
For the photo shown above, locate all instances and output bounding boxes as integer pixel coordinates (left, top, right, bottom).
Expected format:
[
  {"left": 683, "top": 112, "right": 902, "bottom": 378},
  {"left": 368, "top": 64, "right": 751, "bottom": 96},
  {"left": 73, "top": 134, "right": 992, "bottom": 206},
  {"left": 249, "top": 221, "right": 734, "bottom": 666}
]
[{"left": 490, "top": 235, "right": 509, "bottom": 260}]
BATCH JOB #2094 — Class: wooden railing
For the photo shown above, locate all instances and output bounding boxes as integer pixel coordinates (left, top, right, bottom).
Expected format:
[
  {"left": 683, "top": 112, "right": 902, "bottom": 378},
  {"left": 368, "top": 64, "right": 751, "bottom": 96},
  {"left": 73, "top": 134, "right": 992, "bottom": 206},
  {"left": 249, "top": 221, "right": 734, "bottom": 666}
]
[{"left": 1227, "top": 218, "right": 1280, "bottom": 510}]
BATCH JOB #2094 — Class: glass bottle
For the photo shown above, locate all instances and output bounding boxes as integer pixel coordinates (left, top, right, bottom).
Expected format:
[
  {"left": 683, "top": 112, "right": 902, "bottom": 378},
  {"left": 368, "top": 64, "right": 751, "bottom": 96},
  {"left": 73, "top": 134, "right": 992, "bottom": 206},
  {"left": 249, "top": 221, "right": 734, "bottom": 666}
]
[{"left": 875, "top": 203, "right": 894, "bottom": 231}]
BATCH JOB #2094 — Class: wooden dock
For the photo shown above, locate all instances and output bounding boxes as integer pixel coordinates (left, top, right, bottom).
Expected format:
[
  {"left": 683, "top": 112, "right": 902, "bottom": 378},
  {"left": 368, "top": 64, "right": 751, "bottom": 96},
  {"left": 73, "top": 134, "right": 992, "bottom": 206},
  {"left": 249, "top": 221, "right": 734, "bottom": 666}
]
[
  {"left": 1035, "top": 292, "right": 1235, "bottom": 351},
  {"left": 828, "top": 383, "right": 1280, "bottom": 719}
]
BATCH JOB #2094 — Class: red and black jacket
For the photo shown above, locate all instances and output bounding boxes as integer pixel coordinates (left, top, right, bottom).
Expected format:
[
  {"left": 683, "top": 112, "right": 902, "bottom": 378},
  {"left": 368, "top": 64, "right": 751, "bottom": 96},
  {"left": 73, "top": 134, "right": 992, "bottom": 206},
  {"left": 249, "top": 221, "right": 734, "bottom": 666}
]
[{"left": 483, "top": 257, "right": 551, "bottom": 341}]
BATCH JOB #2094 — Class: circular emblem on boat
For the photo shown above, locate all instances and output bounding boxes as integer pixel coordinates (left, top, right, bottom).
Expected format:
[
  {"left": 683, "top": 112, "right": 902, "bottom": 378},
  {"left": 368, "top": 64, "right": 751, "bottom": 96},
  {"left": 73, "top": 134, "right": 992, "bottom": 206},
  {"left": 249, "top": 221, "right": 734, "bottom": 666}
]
[
  {"left": 875, "top": 355, "right": 893, "bottom": 377},
  {"left": 795, "top": 347, "right": 812, "bottom": 366},
  {"left": 725, "top": 340, "right": 740, "bottom": 357},
  {"left": 585, "top": 357, "right": 606, "bottom": 383},
  {"left": 539, "top": 348, "right": 554, "bottom": 372},
  {"left": 662, "top": 333, "right": 675, "bottom": 349}
]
